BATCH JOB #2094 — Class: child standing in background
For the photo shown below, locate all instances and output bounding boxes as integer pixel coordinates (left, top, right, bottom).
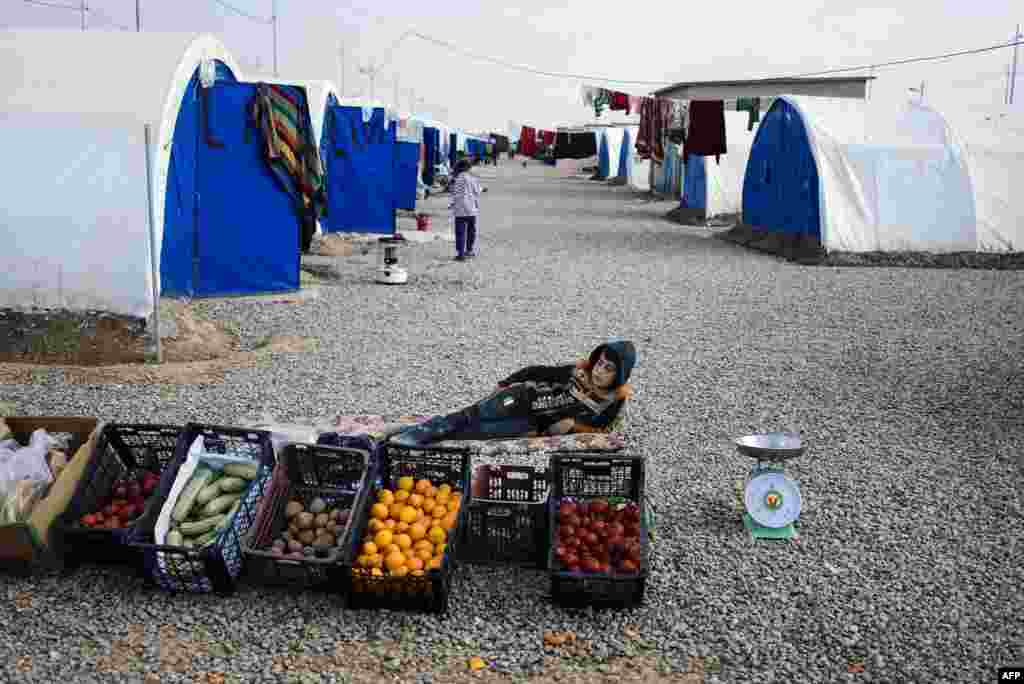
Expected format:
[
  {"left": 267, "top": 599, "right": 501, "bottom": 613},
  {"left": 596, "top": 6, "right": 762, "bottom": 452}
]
[{"left": 449, "top": 159, "right": 483, "bottom": 261}]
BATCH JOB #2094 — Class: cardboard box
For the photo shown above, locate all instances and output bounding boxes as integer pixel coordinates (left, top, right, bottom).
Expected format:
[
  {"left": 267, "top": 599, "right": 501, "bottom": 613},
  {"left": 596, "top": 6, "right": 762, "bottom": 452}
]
[{"left": 0, "top": 417, "right": 100, "bottom": 573}]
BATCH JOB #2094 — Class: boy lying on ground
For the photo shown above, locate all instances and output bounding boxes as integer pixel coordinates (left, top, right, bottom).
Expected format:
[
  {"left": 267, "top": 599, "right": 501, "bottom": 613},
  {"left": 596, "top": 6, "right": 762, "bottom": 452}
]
[{"left": 390, "top": 340, "right": 636, "bottom": 446}]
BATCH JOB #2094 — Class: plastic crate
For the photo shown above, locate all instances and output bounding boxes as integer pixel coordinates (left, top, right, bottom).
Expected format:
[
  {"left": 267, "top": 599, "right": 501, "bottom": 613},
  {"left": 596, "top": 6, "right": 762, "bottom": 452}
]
[
  {"left": 547, "top": 452, "right": 649, "bottom": 608},
  {"left": 0, "top": 417, "right": 101, "bottom": 575},
  {"left": 127, "top": 424, "right": 275, "bottom": 595},
  {"left": 344, "top": 442, "right": 471, "bottom": 613},
  {"left": 243, "top": 443, "right": 370, "bottom": 590},
  {"left": 459, "top": 464, "right": 549, "bottom": 568},
  {"left": 55, "top": 424, "right": 184, "bottom": 569}
]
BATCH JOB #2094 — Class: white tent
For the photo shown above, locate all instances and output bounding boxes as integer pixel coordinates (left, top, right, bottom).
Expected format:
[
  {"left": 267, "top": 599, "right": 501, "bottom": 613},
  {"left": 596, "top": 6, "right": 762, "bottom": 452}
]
[
  {"left": 683, "top": 111, "right": 758, "bottom": 218},
  {"left": 742, "top": 95, "right": 1013, "bottom": 253},
  {"left": 946, "top": 109, "right": 1024, "bottom": 251},
  {"left": 0, "top": 30, "right": 240, "bottom": 316}
]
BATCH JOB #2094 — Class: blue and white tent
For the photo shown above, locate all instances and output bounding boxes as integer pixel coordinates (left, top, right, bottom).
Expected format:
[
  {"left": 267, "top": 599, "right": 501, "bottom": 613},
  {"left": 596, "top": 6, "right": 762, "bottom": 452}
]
[
  {"left": 596, "top": 128, "right": 625, "bottom": 180},
  {"left": 682, "top": 111, "right": 757, "bottom": 219},
  {"left": 742, "top": 96, "right": 1020, "bottom": 253},
  {"left": 0, "top": 30, "right": 314, "bottom": 309}
]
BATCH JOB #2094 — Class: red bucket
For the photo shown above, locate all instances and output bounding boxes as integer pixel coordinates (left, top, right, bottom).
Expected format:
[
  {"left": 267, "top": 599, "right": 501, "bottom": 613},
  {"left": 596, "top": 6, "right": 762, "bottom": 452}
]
[{"left": 416, "top": 214, "right": 432, "bottom": 231}]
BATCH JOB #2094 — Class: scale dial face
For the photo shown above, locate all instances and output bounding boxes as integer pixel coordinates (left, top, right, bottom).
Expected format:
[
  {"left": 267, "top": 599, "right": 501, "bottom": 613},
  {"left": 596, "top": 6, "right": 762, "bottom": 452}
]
[{"left": 744, "top": 471, "right": 801, "bottom": 528}]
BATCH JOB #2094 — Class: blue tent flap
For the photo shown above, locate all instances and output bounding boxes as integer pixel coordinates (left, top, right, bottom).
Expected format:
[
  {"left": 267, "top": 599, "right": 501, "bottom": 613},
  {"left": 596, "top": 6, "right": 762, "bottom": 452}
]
[
  {"left": 193, "top": 81, "right": 300, "bottom": 296},
  {"left": 598, "top": 134, "right": 610, "bottom": 178},
  {"left": 742, "top": 99, "right": 821, "bottom": 238},
  {"left": 324, "top": 106, "right": 395, "bottom": 234},
  {"left": 394, "top": 141, "right": 419, "bottom": 211},
  {"left": 683, "top": 154, "right": 706, "bottom": 209},
  {"left": 423, "top": 127, "right": 440, "bottom": 186}
]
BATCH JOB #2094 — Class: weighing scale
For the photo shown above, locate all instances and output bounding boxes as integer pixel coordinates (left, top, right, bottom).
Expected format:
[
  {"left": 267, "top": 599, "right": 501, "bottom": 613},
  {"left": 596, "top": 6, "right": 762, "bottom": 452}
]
[
  {"left": 735, "top": 432, "right": 805, "bottom": 540},
  {"left": 376, "top": 236, "right": 408, "bottom": 285}
]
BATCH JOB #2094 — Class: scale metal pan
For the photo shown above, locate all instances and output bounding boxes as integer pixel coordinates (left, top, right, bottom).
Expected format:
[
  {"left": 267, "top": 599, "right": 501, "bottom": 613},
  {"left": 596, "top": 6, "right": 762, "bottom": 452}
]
[{"left": 735, "top": 432, "right": 806, "bottom": 461}]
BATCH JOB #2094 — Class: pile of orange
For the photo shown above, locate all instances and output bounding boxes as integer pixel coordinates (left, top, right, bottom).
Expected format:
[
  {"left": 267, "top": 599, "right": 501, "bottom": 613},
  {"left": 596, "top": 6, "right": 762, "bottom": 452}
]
[{"left": 353, "top": 476, "right": 462, "bottom": 579}]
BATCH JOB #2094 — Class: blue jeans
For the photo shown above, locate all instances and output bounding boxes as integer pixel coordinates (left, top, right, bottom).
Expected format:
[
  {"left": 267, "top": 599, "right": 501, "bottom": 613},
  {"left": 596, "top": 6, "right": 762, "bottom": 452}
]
[
  {"left": 454, "top": 216, "right": 477, "bottom": 256},
  {"left": 390, "top": 385, "right": 534, "bottom": 447}
]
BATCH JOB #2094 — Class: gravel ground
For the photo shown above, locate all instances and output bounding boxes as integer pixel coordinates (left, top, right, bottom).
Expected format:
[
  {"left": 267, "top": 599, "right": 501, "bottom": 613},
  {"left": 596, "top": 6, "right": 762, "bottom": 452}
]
[{"left": 2, "top": 161, "right": 1023, "bottom": 683}]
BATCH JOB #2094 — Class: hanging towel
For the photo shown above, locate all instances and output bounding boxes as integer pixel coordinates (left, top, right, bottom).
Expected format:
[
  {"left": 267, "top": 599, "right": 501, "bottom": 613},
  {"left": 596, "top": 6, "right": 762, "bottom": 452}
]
[
  {"left": 593, "top": 89, "right": 611, "bottom": 118},
  {"left": 541, "top": 130, "right": 556, "bottom": 147},
  {"left": 609, "top": 92, "right": 630, "bottom": 111},
  {"left": 519, "top": 126, "right": 539, "bottom": 156},
  {"left": 736, "top": 97, "right": 761, "bottom": 131},
  {"left": 684, "top": 100, "right": 727, "bottom": 163}
]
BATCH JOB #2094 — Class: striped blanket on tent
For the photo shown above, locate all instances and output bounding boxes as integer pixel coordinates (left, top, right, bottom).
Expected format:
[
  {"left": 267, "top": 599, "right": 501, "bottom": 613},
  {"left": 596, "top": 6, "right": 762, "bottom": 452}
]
[{"left": 248, "top": 83, "right": 326, "bottom": 248}]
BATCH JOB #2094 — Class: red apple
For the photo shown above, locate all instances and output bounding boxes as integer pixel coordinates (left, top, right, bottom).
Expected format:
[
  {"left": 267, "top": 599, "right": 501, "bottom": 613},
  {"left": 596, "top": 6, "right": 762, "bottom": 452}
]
[
  {"left": 584, "top": 532, "right": 599, "bottom": 547},
  {"left": 558, "top": 501, "right": 577, "bottom": 519},
  {"left": 560, "top": 525, "right": 575, "bottom": 539}
]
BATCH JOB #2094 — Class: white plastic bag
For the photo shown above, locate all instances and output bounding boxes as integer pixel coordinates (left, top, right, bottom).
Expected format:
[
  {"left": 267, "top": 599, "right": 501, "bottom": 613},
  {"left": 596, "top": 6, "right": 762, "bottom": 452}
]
[{"left": 0, "top": 429, "right": 56, "bottom": 496}]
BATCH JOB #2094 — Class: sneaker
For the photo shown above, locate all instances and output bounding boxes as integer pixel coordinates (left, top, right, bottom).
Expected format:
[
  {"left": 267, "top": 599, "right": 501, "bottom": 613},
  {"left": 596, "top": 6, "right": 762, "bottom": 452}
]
[
  {"left": 466, "top": 251, "right": 477, "bottom": 258},
  {"left": 454, "top": 255, "right": 466, "bottom": 261}
]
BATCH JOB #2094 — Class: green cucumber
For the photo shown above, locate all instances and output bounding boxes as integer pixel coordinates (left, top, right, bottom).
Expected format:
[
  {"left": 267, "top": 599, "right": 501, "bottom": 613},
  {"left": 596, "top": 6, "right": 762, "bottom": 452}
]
[
  {"left": 196, "top": 480, "right": 224, "bottom": 506},
  {"left": 172, "top": 466, "right": 215, "bottom": 522},
  {"left": 178, "top": 514, "right": 227, "bottom": 537},
  {"left": 202, "top": 492, "right": 242, "bottom": 517},
  {"left": 192, "top": 527, "right": 221, "bottom": 548},
  {"left": 217, "top": 476, "right": 247, "bottom": 493},
  {"left": 167, "top": 529, "right": 184, "bottom": 547},
  {"left": 223, "top": 462, "right": 259, "bottom": 480}
]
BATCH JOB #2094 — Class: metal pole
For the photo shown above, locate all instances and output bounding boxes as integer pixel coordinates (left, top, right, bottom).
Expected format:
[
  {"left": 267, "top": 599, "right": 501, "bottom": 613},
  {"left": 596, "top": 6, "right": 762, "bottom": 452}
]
[
  {"left": 271, "top": 0, "right": 278, "bottom": 76},
  {"left": 1010, "top": 24, "right": 1021, "bottom": 105},
  {"left": 80, "top": 1, "right": 86, "bottom": 30},
  {"left": 143, "top": 124, "right": 162, "bottom": 363},
  {"left": 135, "top": 0, "right": 140, "bottom": 31}
]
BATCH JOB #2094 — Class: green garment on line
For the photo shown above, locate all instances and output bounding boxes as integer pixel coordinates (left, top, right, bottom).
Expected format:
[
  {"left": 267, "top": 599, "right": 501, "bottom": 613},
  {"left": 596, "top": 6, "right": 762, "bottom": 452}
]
[{"left": 736, "top": 97, "right": 761, "bottom": 131}]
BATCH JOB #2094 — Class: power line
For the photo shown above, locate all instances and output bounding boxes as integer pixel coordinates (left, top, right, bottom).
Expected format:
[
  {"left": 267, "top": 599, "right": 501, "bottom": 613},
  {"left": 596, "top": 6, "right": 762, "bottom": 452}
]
[
  {"left": 22, "top": 0, "right": 79, "bottom": 10},
  {"left": 399, "top": 29, "right": 1024, "bottom": 89},
  {"left": 210, "top": 0, "right": 270, "bottom": 24},
  {"left": 406, "top": 31, "right": 675, "bottom": 85},
  {"left": 785, "top": 38, "right": 1024, "bottom": 78}
]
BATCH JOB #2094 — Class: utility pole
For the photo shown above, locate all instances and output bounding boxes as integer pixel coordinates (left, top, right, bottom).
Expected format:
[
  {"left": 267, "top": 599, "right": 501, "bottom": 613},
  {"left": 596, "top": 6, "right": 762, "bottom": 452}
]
[
  {"left": 80, "top": 1, "right": 86, "bottom": 30},
  {"left": 271, "top": 0, "right": 278, "bottom": 76},
  {"left": 337, "top": 43, "right": 345, "bottom": 96},
  {"left": 1011, "top": 23, "right": 1021, "bottom": 105},
  {"left": 135, "top": 0, "right": 140, "bottom": 31}
]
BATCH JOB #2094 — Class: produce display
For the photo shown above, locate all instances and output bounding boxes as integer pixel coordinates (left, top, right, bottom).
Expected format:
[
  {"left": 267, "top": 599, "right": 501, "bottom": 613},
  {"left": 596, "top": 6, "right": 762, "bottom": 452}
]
[
  {"left": 75, "top": 469, "right": 161, "bottom": 530},
  {"left": 552, "top": 498, "right": 643, "bottom": 575},
  {"left": 165, "top": 461, "right": 258, "bottom": 549},
  {"left": 262, "top": 497, "right": 352, "bottom": 561},
  {"left": 353, "top": 476, "right": 463, "bottom": 578}
]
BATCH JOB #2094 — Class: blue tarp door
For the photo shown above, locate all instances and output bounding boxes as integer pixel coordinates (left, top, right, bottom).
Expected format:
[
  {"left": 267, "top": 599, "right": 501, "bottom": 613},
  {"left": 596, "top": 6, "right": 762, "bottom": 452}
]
[
  {"left": 683, "top": 155, "right": 706, "bottom": 210},
  {"left": 617, "top": 130, "right": 631, "bottom": 178},
  {"left": 449, "top": 133, "right": 457, "bottom": 166},
  {"left": 325, "top": 106, "right": 395, "bottom": 234},
  {"left": 193, "top": 81, "right": 300, "bottom": 296},
  {"left": 423, "top": 127, "right": 439, "bottom": 185},
  {"left": 598, "top": 135, "right": 610, "bottom": 178},
  {"left": 394, "top": 142, "right": 419, "bottom": 210},
  {"left": 742, "top": 99, "right": 821, "bottom": 239}
]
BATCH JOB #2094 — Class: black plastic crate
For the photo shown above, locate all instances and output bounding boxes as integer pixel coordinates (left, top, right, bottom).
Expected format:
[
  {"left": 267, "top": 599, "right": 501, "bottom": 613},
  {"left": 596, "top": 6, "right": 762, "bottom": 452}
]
[
  {"left": 343, "top": 442, "right": 471, "bottom": 613},
  {"left": 547, "top": 452, "right": 648, "bottom": 608},
  {"left": 243, "top": 443, "right": 370, "bottom": 590},
  {"left": 127, "top": 424, "right": 276, "bottom": 595},
  {"left": 460, "top": 464, "right": 549, "bottom": 568},
  {"left": 55, "top": 424, "right": 184, "bottom": 569}
]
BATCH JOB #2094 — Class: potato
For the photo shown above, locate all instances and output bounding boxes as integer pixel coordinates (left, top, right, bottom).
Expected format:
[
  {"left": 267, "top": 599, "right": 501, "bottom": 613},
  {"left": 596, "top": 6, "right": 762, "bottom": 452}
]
[
  {"left": 287, "top": 540, "right": 303, "bottom": 554},
  {"left": 298, "top": 529, "right": 316, "bottom": 545},
  {"left": 314, "top": 533, "right": 335, "bottom": 549},
  {"left": 288, "top": 522, "right": 300, "bottom": 537},
  {"left": 314, "top": 513, "right": 330, "bottom": 529},
  {"left": 296, "top": 512, "right": 314, "bottom": 529},
  {"left": 285, "top": 501, "right": 304, "bottom": 519},
  {"left": 328, "top": 508, "right": 339, "bottom": 521}
]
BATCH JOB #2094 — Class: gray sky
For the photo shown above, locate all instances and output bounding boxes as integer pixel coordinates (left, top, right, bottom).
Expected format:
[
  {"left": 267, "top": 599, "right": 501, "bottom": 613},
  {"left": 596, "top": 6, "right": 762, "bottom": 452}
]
[{"left": 6, "top": 0, "right": 1022, "bottom": 132}]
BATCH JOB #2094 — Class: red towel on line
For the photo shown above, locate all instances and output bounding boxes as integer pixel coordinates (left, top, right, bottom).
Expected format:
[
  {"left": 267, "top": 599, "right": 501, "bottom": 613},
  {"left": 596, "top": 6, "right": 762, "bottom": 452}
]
[{"left": 684, "top": 100, "right": 727, "bottom": 163}]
